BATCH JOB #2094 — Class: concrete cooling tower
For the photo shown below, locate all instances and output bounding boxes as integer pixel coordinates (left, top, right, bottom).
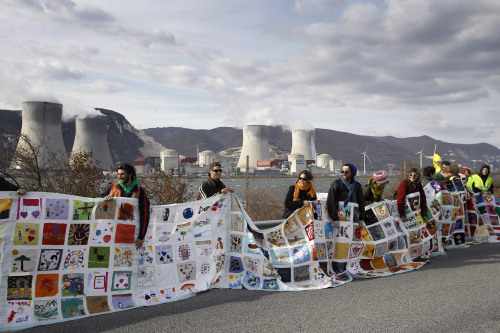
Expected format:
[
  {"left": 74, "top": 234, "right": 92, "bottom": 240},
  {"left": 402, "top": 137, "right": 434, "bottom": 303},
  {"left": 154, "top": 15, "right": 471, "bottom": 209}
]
[
  {"left": 290, "top": 129, "right": 316, "bottom": 162},
  {"left": 15, "top": 101, "right": 67, "bottom": 166},
  {"left": 237, "top": 125, "right": 271, "bottom": 170},
  {"left": 70, "top": 115, "right": 113, "bottom": 170}
]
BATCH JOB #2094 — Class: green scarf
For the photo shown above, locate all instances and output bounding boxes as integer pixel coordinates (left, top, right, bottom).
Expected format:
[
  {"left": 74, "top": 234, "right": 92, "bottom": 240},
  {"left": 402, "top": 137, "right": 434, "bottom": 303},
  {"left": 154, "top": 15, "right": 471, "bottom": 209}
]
[
  {"left": 119, "top": 177, "right": 139, "bottom": 195},
  {"left": 368, "top": 178, "right": 384, "bottom": 199}
]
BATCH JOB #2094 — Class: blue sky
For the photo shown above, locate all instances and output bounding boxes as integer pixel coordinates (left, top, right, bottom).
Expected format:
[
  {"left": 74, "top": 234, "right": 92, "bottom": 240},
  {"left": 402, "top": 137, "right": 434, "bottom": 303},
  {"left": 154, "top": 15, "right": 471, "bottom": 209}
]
[{"left": 1, "top": 0, "right": 500, "bottom": 148}]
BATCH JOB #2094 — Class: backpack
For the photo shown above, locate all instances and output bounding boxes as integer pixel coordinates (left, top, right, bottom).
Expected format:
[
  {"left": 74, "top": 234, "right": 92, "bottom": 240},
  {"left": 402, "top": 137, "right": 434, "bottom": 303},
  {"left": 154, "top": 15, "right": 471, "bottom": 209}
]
[{"left": 393, "top": 179, "right": 410, "bottom": 200}]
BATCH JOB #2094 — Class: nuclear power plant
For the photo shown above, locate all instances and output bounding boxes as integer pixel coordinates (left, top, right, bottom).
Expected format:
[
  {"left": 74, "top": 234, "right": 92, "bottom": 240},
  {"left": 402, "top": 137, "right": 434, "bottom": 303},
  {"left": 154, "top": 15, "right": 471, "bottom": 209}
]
[
  {"left": 290, "top": 129, "right": 316, "bottom": 162},
  {"left": 15, "top": 101, "right": 67, "bottom": 165},
  {"left": 70, "top": 115, "right": 113, "bottom": 169},
  {"left": 237, "top": 125, "right": 271, "bottom": 170}
]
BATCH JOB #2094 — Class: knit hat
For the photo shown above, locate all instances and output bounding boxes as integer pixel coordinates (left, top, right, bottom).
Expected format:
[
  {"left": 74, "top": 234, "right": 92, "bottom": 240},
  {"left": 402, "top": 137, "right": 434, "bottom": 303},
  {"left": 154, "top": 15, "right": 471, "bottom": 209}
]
[
  {"left": 373, "top": 170, "right": 389, "bottom": 184},
  {"left": 461, "top": 167, "right": 471, "bottom": 174},
  {"left": 348, "top": 163, "right": 357, "bottom": 177}
]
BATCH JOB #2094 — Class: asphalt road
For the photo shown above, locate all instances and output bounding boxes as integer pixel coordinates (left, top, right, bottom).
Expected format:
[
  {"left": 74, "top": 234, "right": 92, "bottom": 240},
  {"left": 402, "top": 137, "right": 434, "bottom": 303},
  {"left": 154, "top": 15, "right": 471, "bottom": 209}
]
[{"left": 20, "top": 243, "right": 500, "bottom": 333}]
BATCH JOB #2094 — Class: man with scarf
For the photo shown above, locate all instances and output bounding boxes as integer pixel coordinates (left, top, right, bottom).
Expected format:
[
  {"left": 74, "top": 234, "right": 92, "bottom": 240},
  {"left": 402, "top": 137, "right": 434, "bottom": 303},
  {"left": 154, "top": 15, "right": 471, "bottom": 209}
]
[
  {"left": 197, "top": 162, "right": 234, "bottom": 199},
  {"left": 467, "top": 164, "right": 494, "bottom": 194},
  {"left": 283, "top": 170, "right": 317, "bottom": 218},
  {"left": 102, "top": 163, "right": 150, "bottom": 249},
  {"left": 327, "top": 163, "right": 365, "bottom": 273},
  {"left": 396, "top": 167, "right": 428, "bottom": 219}
]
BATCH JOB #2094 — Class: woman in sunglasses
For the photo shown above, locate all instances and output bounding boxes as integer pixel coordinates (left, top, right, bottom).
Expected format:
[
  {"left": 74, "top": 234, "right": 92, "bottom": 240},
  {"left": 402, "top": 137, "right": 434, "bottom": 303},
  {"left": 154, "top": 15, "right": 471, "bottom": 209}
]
[
  {"left": 197, "top": 161, "right": 234, "bottom": 200},
  {"left": 283, "top": 170, "right": 317, "bottom": 218},
  {"left": 396, "top": 167, "right": 428, "bottom": 219}
]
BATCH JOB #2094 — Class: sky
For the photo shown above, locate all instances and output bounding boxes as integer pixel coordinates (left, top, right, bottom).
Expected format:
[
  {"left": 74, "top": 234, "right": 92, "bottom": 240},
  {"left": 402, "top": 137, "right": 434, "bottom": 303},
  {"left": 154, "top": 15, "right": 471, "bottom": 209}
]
[{"left": 2, "top": 0, "right": 500, "bottom": 148}]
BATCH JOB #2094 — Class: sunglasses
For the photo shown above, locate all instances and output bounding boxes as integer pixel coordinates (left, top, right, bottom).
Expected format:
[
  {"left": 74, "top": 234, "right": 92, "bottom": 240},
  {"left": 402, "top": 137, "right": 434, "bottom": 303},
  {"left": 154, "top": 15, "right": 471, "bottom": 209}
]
[
  {"left": 211, "top": 169, "right": 222, "bottom": 173},
  {"left": 298, "top": 177, "right": 310, "bottom": 181},
  {"left": 341, "top": 170, "right": 350, "bottom": 174}
]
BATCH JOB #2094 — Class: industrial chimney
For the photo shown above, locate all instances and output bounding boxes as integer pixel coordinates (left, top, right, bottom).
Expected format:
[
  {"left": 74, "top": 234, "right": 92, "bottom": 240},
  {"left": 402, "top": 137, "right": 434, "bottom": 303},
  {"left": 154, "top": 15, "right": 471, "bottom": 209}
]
[
  {"left": 237, "top": 125, "right": 271, "bottom": 171},
  {"left": 70, "top": 115, "right": 113, "bottom": 170},
  {"left": 290, "top": 129, "right": 316, "bottom": 163},
  {"left": 14, "top": 101, "right": 67, "bottom": 166}
]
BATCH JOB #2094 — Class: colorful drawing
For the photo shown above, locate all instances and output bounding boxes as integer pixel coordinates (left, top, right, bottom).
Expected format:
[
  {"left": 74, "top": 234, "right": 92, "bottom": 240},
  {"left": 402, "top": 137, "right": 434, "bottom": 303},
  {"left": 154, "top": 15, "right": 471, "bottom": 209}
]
[
  {"left": 90, "top": 222, "right": 114, "bottom": 244},
  {"left": 155, "top": 245, "right": 174, "bottom": 264},
  {"left": 95, "top": 200, "right": 116, "bottom": 220},
  {"left": 291, "top": 244, "right": 311, "bottom": 264},
  {"left": 118, "top": 202, "right": 136, "bottom": 221},
  {"left": 229, "top": 256, "right": 244, "bottom": 273},
  {"left": 7, "top": 275, "right": 33, "bottom": 300},
  {"left": 63, "top": 249, "right": 86, "bottom": 270},
  {"left": 270, "top": 248, "right": 291, "bottom": 265},
  {"left": 67, "top": 223, "right": 90, "bottom": 245},
  {"left": 45, "top": 199, "right": 69, "bottom": 220},
  {"left": 61, "top": 273, "right": 84, "bottom": 297},
  {"left": 115, "top": 223, "right": 136, "bottom": 243},
  {"left": 6, "top": 300, "right": 34, "bottom": 324},
  {"left": 88, "top": 246, "right": 110, "bottom": 268},
  {"left": 35, "top": 274, "right": 59, "bottom": 297},
  {"left": 138, "top": 266, "right": 155, "bottom": 286},
  {"left": 111, "top": 271, "right": 132, "bottom": 291},
  {"left": 61, "top": 298, "right": 86, "bottom": 318},
  {"left": 42, "top": 222, "right": 67, "bottom": 245},
  {"left": 17, "top": 198, "right": 42, "bottom": 220},
  {"left": 10, "top": 249, "right": 37, "bottom": 272},
  {"left": 13, "top": 222, "right": 40, "bottom": 245},
  {"left": 87, "top": 271, "right": 108, "bottom": 293},
  {"left": 114, "top": 246, "right": 134, "bottom": 267},
  {"left": 178, "top": 262, "right": 196, "bottom": 281},
  {"left": 72, "top": 200, "right": 95, "bottom": 220},
  {"left": 86, "top": 295, "right": 110, "bottom": 314},
  {"left": 38, "top": 249, "right": 63, "bottom": 271},
  {"left": 111, "top": 294, "right": 135, "bottom": 310},
  {"left": 230, "top": 234, "right": 243, "bottom": 253},
  {"left": 0, "top": 198, "right": 13, "bottom": 219}
]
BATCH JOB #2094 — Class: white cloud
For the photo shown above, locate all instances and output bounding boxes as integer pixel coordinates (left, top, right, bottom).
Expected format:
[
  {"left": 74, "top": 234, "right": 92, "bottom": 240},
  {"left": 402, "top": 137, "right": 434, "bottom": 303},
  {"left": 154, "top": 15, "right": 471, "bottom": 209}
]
[{"left": 75, "top": 79, "right": 126, "bottom": 93}]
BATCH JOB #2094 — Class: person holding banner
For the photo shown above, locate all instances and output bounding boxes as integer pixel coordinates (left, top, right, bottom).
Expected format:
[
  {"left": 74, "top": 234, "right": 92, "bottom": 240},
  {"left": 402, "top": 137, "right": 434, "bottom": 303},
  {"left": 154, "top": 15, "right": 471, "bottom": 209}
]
[
  {"left": 467, "top": 164, "right": 494, "bottom": 194},
  {"left": 197, "top": 161, "right": 234, "bottom": 200},
  {"left": 283, "top": 170, "right": 317, "bottom": 218},
  {"left": 363, "top": 170, "right": 389, "bottom": 205},
  {"left": 327, "top": 163, "right": 365, "bottom": 273},
  {"left": 434, "top": 161, "right": 451, "bottom": 181},
  {"left": 421, "top": 166, "right": 436, "bottom": 187},
  {"left": 461, "top": 168, "right": 471, "bottom": 180},
  {"left": 396, "top": 168, "right": 428, "bottom": 219},
  {"left": 0, "top": 176, "right": 27, "bottom": 195},
  {"left": 102, "top": 163, "right": 151, "bottom": 250}
]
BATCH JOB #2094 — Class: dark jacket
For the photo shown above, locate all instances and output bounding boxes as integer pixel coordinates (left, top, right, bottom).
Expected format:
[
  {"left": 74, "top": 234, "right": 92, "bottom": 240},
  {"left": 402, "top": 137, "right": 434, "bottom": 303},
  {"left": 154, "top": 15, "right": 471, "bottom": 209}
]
[
  {"left": 101, "top": 182, "right": 151, "bottom": 240},
  {"left": 198, "top": 178, "right": 226, "bottom": 199},
  {"left": 326, "top": 178, "right": 365, "bottom": 221},
  {"left": 283, "top": 184, "right": 317, "bottom": 218},
  {"left": 396, "top": 178, "right": 428, "bottom": 217},
  {"left": 0, "top": 176, "right": 19, "bottom": 191}
]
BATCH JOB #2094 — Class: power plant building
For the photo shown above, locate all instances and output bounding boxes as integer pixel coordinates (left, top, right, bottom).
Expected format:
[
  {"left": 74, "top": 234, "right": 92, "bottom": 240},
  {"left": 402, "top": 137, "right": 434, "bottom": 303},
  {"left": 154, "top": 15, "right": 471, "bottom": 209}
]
[
  {"left": 290, "top": 129, "right": 316, "bottom": 163},
  {"left": 161, "top": 149, "right": 179, "bottom": 173},
  {"left": 15, "top": 101, "right": 67, "bottom": 166},
  {"left": 237, "top": 125, "right": 271, "bottom": 171},
  {"left": 70, "top": 115, "right": 113, "bottom": 170},
  {"left": 198, "top": 150, "right": 217, "bottom": 167}
]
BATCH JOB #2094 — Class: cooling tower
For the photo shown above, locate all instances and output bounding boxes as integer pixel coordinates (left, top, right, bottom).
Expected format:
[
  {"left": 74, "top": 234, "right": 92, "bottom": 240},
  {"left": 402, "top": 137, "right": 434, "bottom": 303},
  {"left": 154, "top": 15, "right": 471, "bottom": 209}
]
[
  {"left": 237, "top": 125, "right": 271, "bottom": 170},
  {"left": 290, "top": 129, "right": 316, "bottom": 162},
  {"left": 70, "top": 115, "right": 113, "bottom": 170},
  {"left": 15, "top": 101, "right": 67, "bottom": 166}
]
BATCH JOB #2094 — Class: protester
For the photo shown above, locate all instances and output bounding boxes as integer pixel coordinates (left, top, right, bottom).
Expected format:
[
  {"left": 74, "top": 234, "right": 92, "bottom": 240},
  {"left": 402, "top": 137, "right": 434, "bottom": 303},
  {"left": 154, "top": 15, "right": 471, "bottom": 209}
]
[
  {"left": 440, "top": 165, "right": 459, "bottom": 180},
  {"left": 363, "top": 170, "right": 389, "bottom": 205},
  {"left": 102, "top": 163, "right": 150, "bottom": 249},
  {"left": 327, "top": 163, "right": 365, "bottom": 274},
  {"left": 421, "top": 166, "right": 436, "bottom": 187},
  {"left": 0, "top": 176, "right": 27, "bottom": 195},
  {"left": 396, "top": 167, "right": 428, "bottom": 219},
  {"left": 434, "top": 161, "right": 451, "bottom": 181},
  {"left": 461, "top": 167, "right": 471, "bottom": 180},
  {"left": 467, "top": 164, "right": 494, "bottom": 194},
  {"left": 283, "top": 170, "right": 317, "bottom": 218},
  {"left": 197, "top": 161, "right": 234, "bottom": 199}
]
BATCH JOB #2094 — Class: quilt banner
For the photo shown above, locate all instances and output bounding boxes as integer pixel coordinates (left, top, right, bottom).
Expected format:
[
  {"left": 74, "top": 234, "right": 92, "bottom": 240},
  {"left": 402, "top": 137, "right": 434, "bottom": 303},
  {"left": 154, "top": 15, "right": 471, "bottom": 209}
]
[{"left": 0, "top": 190, "right": 432, "bottom": 330}]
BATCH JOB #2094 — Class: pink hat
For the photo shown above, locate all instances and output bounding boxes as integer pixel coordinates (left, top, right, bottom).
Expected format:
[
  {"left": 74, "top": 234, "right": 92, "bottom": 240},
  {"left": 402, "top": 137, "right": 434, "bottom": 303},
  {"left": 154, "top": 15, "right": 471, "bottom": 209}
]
[{"left": 373, "top": 170, "right": 388, "bottom": 184}]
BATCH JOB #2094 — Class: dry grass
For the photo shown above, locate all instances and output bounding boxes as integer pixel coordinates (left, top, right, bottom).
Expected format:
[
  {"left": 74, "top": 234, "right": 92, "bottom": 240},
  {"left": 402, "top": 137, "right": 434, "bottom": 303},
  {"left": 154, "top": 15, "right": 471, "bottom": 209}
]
[{"left": 244, "top": 186, "right": 284, "bottom": 222}]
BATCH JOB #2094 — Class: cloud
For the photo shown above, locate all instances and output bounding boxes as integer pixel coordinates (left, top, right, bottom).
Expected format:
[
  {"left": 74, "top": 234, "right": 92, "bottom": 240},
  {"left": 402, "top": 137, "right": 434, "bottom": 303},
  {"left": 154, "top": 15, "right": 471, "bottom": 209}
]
[
  {"left": 33, "top": 60, "right": 85, "bottom": 80},
  {"left": 75, "top": 79, "right": 126, "bottom": 93}
]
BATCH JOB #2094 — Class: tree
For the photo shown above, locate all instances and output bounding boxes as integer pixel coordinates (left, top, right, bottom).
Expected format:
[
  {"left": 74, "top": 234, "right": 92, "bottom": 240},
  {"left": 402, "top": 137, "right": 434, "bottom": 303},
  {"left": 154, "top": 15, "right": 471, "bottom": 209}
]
[{"left": 140, "top": 167, "right": 193, "bottom": 205}]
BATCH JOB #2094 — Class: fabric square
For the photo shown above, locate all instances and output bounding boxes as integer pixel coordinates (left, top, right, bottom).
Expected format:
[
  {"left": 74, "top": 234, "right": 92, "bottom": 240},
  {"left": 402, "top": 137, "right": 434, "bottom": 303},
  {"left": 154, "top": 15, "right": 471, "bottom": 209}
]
[
  {"left": 61, "top": 273, "right": 84, "bottom": 297},
  {"left": 155, "top": 245, "right": 174, "bottom": 264},
  {"left": 95, "top": 200, "right": 117, "bottom": 220},
  {"left": 45, "top": 199, "right": 70, "bottom": 220},
  {"left": 38, "top": 249, "right": 63, "bottom": 271},
  {"left": 89, "top": 222, "right": 114, "bottom": 244},
  {"left": 115, "top": 223, "right": 136, "bottom": 244},
  {"left": 10, "top": 249, "right": 37, "bottom": 273},
  {"left": 13, "top": 222, "right": 40, "bottom": 245},
  {"left": 67, "top": 223, "right": 90, "bottom": 245},
  {"left": 72, "top": 200, "right": 95, "bottom": 220},
  {"left": 111, "top": 294, "right": 135, "bottom": 310},
  {"left": 61, "top": 298, "right": 86, "bottom": 318},
  {"left": 35, "top": 274, "right": 58, "bottom": 297},
  {"left": 111, "top": 271, "right": 132, "bottom": 291},
  {"left": 86, "top": 295, "right": 110, "bottom": 314},
  {"left": 17, "top": 198, "right": 42, "bottom": 220},
  {"left": 34, "top": 299, "right": 58, "bottom": 322},
  {"left": 114, "top": 246, "right": 134, "bottom": 267},
  {"left": 42, "top": 223, "right": 67, "bottom": 245},
  {"left": 88, "top": 246, "right": 110, "bottom": 268},
  {"left": 7, "top": 275, "right": 33, "bottom": 300},
  {"left": 63, "top": 249, "right": 86, "bottom": 270}
]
